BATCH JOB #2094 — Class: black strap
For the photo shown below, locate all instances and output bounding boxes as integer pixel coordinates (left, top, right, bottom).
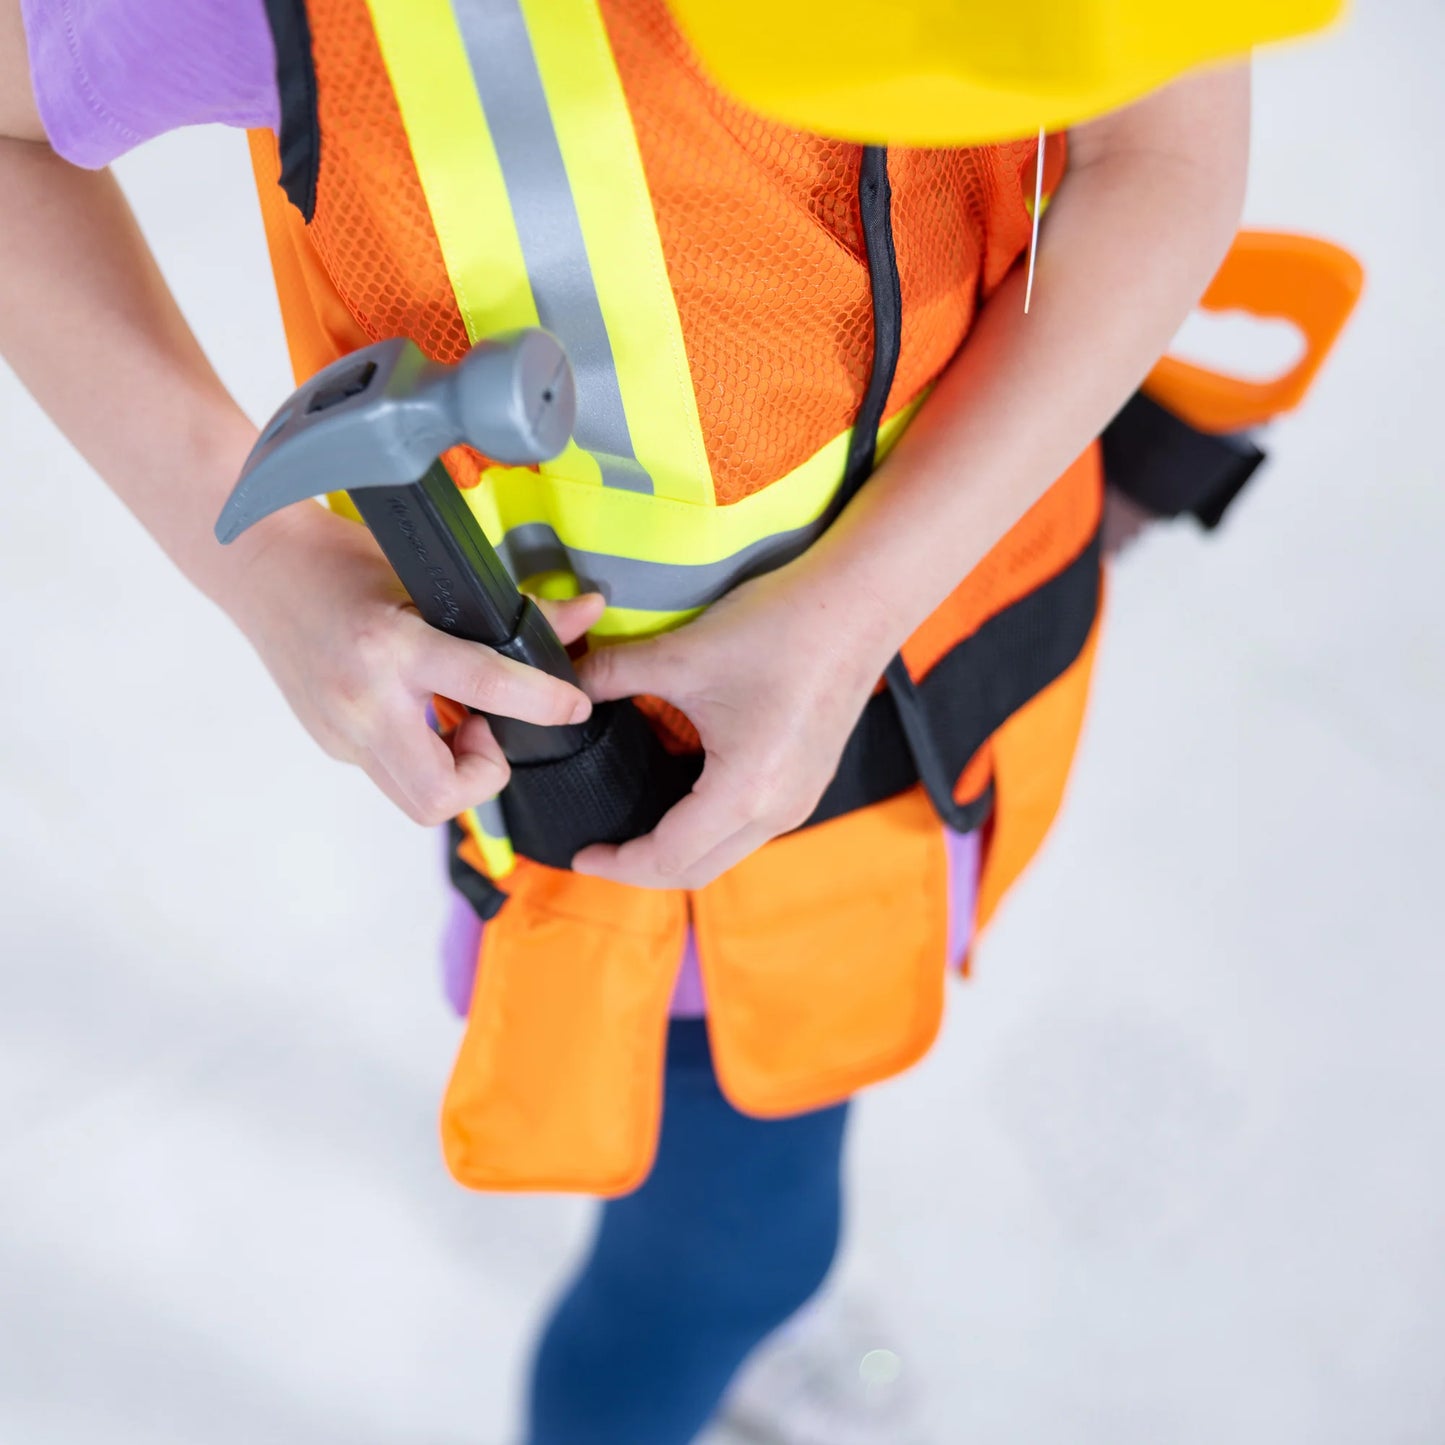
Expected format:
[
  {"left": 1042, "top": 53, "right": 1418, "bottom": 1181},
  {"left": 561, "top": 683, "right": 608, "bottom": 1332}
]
[
  {"left": 261, "top": 0, "right": 321, "bottom": 221},
  {"left": 809, "top": 526, "right": 1101, "bottom": 830},
  {"left": 1102, "top": 391, "right": 1266, "bottom": 530}
]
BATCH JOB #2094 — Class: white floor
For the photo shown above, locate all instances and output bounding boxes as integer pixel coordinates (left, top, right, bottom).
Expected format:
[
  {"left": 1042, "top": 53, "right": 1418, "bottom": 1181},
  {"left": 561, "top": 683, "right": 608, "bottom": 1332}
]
[{"left": 2, "top": 7, "right": 1442, "bottom": 1443}]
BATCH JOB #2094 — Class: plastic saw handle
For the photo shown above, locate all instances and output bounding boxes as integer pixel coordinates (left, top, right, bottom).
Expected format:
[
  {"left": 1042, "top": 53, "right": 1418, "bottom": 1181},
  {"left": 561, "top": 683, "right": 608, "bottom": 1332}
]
[{"left": 1144, "top": 230, "right": 1364, "bottom": 435}]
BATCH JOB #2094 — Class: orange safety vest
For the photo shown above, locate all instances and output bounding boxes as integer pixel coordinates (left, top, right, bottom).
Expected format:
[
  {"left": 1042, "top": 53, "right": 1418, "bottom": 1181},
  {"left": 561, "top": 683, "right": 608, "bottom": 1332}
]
[{"left": 247, "top": 0, "right": 1102, "bottom": 1193}]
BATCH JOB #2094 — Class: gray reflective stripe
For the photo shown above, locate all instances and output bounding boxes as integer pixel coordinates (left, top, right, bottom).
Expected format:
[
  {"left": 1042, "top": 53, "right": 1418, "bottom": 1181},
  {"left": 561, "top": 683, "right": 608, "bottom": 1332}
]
[
  {"left": 452, "top": 0, "right": 651, "bottom": 494},
  {"left": 496, "top": 517, "right": 829, "bottom": 612},
  {"left": 475, "top": 797, "right": 509, "bottom": 839}
]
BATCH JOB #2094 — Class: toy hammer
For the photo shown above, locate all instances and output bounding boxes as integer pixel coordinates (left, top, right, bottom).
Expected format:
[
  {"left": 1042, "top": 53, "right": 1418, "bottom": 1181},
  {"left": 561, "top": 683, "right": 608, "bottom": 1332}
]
[
  {"left": 216, "top": 329, "right": 697, "bottom": 856},
  {"left": 216, "top": 329, "right": 587, "bottom": 763}
]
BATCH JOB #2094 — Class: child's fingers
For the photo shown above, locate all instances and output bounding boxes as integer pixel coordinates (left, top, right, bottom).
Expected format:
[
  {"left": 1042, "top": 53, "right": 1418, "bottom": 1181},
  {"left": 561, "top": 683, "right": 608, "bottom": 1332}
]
[
  {"left": 574, "top": 813, "right": 762, "bottom": 891},
  {"left": 449, "top": 710, "right": 512, "bottom": 795},
  {"left": 573, "top": 741, "right": 828, "bottom": 887},
  {"left": 406, "top": 620, "right": 592, "bottom": 727},
  {"left": 374, "top": 597, "right": 601, "bottom": 825},
  {"left": 668, "top": 825, "right": 772, "bottom": 891},
  {"left": 450, "top": 708, "right": 507, "bottom": 764},
  {"left": 576, "top": 632, "right": 684, "bottom": 705},
  {"left": 370, "top": 704, "right": 509, "bottom": 825},
  {"left": 533, "top": 591, "right": 607, "bottom": 647},
  {"left": 572, "top": 762, "right": 749, "bottom": 886}
]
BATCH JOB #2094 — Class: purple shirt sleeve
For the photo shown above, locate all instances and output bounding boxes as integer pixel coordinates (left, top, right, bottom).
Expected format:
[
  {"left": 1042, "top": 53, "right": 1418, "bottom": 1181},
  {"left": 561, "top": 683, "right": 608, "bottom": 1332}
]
[{"left": 21, "top": 0, "right": 280, "bottom": 168}]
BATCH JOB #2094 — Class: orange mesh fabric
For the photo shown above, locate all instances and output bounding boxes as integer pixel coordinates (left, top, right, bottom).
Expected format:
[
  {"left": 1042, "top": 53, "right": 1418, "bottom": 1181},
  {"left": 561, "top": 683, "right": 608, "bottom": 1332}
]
[
  {"left": 886, "top": 141, "right": 1041, "bottom": 416},
  {"left": 295, "top": 0, "right": 1053, "bottom": 507},
  {"left": 305, "top": 0, "right": 470, "bottom": 364},
  {"left": 602, "top": 0, "right": 871, "bottom": 504},
  {"left": 602, "top": 0, "right": 1051, "bottom": 502},
  {"left": 631, "top": 694, "right": 702, "bottom": 754}
]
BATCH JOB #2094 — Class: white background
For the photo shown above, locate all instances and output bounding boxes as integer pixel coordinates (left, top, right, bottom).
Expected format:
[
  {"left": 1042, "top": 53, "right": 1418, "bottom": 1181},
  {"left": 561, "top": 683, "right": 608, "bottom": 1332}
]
[{"left": 1, "top": 4, "right": 1442, "bottom": 1441}]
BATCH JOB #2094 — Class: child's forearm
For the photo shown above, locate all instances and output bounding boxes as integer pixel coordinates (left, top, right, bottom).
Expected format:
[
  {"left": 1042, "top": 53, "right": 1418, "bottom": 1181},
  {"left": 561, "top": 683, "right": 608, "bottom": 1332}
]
[
  {"left": 810, "top": 65, "right": 1252, "bottom": 653},
  {"left": 0, "top": 136, "right": 292, "bottom": 614},
  {"left": 0, "top": 123, "right": 591, "bottom": 825}
]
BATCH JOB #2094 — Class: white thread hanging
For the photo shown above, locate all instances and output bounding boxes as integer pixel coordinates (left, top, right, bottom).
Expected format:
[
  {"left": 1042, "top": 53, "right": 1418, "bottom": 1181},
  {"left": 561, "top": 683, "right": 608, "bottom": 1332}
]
[{"left": 1024, "top": 124, "right": 1045, "bottom": 314}]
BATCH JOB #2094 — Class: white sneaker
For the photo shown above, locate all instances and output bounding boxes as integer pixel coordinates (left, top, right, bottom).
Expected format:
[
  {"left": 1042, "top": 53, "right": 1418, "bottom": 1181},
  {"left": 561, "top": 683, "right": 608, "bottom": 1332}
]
[{"left": 704, "top": 1288, "right": 933, "bottom": 1445}]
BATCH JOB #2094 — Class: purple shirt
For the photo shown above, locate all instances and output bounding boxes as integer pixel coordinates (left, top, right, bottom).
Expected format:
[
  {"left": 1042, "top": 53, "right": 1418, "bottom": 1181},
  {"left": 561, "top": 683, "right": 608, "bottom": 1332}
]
[
  {"left": 24, "top": 0, "right": 984, "bottom": 1017},
  {"left": 21, "top": 0, "right": 279, "bottom": 167}
]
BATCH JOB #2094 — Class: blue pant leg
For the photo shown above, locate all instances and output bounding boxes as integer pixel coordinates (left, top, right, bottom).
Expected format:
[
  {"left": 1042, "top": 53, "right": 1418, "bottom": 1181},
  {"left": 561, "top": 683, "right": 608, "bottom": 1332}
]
[{"left": 526, "top": 1019, "right": 850, "bottom": 1445}]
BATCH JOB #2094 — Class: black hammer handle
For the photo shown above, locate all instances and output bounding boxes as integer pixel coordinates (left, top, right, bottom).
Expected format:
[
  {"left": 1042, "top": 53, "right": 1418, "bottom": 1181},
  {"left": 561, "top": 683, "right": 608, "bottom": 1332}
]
[{"left": 349, "top": 460, "right": 588, "bottom": 764}]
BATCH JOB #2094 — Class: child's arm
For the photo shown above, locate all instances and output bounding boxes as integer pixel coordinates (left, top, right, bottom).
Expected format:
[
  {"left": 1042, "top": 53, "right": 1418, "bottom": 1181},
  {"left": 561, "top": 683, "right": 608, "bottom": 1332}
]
[
  {"left": 0, "top": 6, "right": 596, "bottom": 825},
  {"left": 577, "top": 64, "right": 1251, "bottom": 889}
]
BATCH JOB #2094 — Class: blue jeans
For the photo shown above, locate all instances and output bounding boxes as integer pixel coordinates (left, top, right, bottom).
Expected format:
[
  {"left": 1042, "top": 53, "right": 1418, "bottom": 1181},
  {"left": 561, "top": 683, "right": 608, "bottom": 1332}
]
[{"left": 527, "top": 1019, "right": 851, "bottom": 1444}]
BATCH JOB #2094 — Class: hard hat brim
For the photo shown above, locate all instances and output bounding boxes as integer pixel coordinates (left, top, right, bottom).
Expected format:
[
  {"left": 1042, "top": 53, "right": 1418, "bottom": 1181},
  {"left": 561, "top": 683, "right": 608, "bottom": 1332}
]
[{"left": 669, "top": 0, "right": 1346, "bottom": 145}]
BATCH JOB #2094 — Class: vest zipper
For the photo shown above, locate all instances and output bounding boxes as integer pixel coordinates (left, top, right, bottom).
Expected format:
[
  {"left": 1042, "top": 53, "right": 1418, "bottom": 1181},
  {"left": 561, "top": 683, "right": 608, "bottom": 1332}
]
[
  {"left": 843, "top": 146, "right": 997, "bottom": 834},
  {"left": 838, "top": 147, "right": 904, "bottom": 506}
]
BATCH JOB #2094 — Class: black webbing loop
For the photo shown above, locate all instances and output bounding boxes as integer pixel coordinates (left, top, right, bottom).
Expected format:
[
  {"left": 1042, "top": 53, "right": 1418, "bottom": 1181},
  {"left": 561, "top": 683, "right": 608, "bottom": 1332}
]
[
  {"left": 1102, "top": 391, "right": 1266, "bottom": 529},
  {"left": 500, "top": 702, "right": 702, "bottom": 872},
  {"left": 807, "top": 527, "right": 1101, "bottom": 831}
]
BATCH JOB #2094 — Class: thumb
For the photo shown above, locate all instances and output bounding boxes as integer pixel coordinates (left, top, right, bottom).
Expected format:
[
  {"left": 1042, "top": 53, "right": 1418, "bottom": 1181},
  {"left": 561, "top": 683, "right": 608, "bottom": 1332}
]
[
  {"left": 533, "top": 591, "right": 607, "bottom": 647},
  {"left": 576, "top": 632, "right": 679, "bottom": 704},
  {"left": 450, "top": 710, "right": 512, "bottom": 800}
]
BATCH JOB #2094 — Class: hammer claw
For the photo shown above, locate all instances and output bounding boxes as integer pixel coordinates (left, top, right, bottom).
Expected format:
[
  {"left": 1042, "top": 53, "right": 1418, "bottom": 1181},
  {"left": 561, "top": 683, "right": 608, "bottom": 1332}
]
[{"left": 217, "top": 330, "right": 575, "bottom": 544}]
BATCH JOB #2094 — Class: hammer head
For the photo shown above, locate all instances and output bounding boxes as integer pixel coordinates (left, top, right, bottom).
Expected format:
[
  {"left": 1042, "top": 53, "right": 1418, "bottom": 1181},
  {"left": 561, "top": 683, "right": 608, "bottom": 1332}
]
[{"left": 216, "top": 329, "right": 575, "bottom": 543}]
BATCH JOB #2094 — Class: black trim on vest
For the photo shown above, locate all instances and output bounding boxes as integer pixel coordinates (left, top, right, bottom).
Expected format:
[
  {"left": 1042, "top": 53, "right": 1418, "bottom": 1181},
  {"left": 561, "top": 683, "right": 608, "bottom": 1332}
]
[
  {"left": 447, "top": 820, "right": 510, "bottom": 920},
  {"left": 838, "top": 147, "right": 904, "bottom": 510},
  {"left": 261, "top": 0, "right": 321, "bottom": 221},
  {"left": 1102, "top": 391, "right": 1266, "bottom": 530}
]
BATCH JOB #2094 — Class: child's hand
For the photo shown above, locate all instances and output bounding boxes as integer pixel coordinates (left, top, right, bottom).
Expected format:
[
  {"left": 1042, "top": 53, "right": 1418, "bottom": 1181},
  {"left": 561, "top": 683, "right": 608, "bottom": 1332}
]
[
  {"left": 228, "top": 505, "right": 603, "bottom": 825},
  {"left": 572, "top": 556, "right": 898, "bottom": 889}
]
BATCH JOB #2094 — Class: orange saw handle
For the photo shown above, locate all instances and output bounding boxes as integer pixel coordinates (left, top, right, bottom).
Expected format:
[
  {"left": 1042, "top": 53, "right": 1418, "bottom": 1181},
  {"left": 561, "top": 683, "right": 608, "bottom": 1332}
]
[{"left": 1144, "top": 230, "right": 1364, "bottom": 435}]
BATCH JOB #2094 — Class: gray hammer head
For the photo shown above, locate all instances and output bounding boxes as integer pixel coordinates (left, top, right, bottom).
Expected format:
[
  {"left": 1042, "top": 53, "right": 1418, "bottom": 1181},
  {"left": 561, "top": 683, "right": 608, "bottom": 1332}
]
[{"left": 216, "top": 328, "right": 575, "bottom": 543}]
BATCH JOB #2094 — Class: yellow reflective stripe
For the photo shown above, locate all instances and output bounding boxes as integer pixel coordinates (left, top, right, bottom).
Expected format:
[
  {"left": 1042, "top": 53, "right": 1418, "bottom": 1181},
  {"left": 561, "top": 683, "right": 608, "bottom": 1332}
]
[
  {"left": 469, "top": 464, "right": 827, "bottom": 570},
  {"left": 478, "top": 831, "right": 516, "bottom": 879},
  {"left": 365, "top": 0, "right": 532, "bottom": 338},
  {"left": 461, "top": 803, "right": 516, "bottom": 879},
  {"left": 520, "top": 0, "right": 712, "bottom": 507},
  {"left": 451, "top": 0, "right": 651, "bottom": 493},
  {"left": 465, "top": 402, "right": 918, "bottom": 570},
  {"left": 588, "top": 605, "right": 701, "bottom": 641},
  {"left": 365, "top": 0, "right": 604, "bottom": 489},
  {"left": 463, "top": 400, "right": 921, "bottom": 639}
]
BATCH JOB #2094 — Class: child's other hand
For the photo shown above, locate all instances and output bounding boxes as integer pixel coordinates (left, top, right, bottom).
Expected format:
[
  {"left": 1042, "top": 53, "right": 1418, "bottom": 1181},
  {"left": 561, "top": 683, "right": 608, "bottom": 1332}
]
[
  {"left": 227, "top": 505, "right": 602, "bottom": 825},
  {"left": 572, "top": 558, "right": 897, "bottom": 889}
]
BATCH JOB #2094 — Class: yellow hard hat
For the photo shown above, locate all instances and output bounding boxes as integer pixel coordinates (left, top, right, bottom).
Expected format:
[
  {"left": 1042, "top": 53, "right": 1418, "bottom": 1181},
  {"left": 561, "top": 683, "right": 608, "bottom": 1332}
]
[{"left": 668, "top": 0, "right": 1345, "bottom": 145}]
